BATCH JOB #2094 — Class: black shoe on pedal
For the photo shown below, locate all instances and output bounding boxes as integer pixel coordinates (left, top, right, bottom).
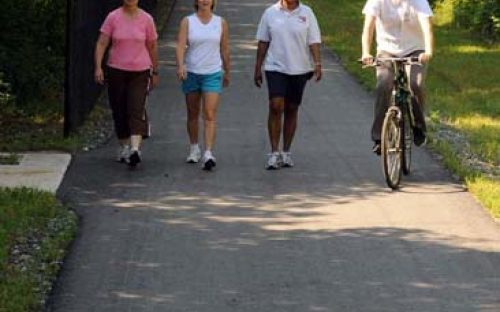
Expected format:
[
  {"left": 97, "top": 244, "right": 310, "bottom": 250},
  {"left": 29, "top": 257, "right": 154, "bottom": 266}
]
[{"left": 413, "top": 128, "right": 427, "bottom": 146}]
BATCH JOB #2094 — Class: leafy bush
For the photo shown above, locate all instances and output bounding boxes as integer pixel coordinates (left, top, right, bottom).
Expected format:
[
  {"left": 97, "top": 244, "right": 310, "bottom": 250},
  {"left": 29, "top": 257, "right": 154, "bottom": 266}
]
[
  {"left": 428, "top": 0, "right": 444, "bottom": 7},
  {"left": 0, "top": 0, "right": 66, "bottom": 113},
  {"left": 453, "top": 0, "right": 500, "bottom": 42},
  {"left": 0, "top": 72, "right": 17, "bottom": 116}
]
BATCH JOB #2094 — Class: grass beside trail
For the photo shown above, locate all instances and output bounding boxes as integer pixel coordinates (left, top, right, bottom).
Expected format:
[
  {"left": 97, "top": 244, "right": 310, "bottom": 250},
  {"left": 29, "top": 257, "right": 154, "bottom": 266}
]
[
  {"left": 305, "top": 0, "right": 499, "bottom": 217},
  {"left": 0, "top": 188, "right": 77, "bottom": 312},
  {"left": 0, "top": 101, "right": 114, "bottom": 154}
]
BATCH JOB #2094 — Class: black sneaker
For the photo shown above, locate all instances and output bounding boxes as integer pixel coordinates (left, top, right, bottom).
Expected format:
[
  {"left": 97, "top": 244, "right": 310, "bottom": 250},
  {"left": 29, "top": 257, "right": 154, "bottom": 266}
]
[
  {"left": 128, "top": 150, "right": 142, "bottom": 167},
  {"left": 201, "top": 152, "right": 216, "bottom": 171},
  {"left": 202, "top": 158, "right": 216, "bottom": 171},
  {"left": 413, "top": 128, "right": 427, "bottom": 146},
  {"left": 372, "top": 141, "right": 381, "bottom": 156}
]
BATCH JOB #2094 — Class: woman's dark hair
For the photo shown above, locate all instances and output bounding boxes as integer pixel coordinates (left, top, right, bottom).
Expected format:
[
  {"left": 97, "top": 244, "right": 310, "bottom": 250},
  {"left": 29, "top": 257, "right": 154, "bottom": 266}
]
[{"left": 194, "top": 0, "right": 216, "bottom": 11}]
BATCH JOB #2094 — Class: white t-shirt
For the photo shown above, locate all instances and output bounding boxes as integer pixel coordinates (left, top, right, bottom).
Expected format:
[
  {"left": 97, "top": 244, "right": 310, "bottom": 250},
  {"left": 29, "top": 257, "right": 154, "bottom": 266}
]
[
  {"left": 363, "top": 0, "right": 433, "bottom": 56},
  {"left": 185, "top": 14, "right": 223, "bottom": 75},
  {"left": 256, "top": 2, "right": 321, "bottom": 75}
]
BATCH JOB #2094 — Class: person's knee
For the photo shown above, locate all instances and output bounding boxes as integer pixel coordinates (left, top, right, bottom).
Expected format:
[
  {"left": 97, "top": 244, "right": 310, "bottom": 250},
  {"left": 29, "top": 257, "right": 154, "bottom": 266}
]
[
  {"left": 187, "top": 107, "right": 200, "bottom": 120},
  {"left": 410, "top": 80, "right": 424, "bottom": 96},
  {"left": 284, "top": 104, "right": 298, "bottom": 116},
  {"left": 269, "top": 100, "right": 284, "bottom": 115},
  {"left": 204, "top": 110, "right": 217, "bottom": 123},
  {"left": 376, "top": 78, "right": 392, "bottom": 94}
]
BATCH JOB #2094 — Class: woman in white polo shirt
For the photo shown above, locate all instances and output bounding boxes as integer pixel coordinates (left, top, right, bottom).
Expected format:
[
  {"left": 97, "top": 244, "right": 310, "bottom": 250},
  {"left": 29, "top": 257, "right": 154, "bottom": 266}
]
[
  {"left": 254, "top": 0, "right": 322, "bottom": 170},
  {"left": 176, "top": 0, "right": 230, "bottom": 171},
  {"left": 361, "top": 0, "right": 434, "bottom": 155}
]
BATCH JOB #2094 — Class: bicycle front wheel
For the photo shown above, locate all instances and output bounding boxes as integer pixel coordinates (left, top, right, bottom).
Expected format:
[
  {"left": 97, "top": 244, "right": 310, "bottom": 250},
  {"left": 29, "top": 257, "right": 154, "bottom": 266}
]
[
  {"left": 402, "top": 105, "right": 413, "bottom": 175},
  {"left": 381, "top": 110, "right": 402, "bottom": 189}
]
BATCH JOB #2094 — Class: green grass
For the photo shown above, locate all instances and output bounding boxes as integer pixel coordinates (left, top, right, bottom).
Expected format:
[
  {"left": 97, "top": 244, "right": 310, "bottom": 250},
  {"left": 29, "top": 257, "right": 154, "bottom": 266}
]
[
  {"left": 0, "top": 109, "right": 81, "bottom": 153},
  {"left": 0, "top": 153, "right": 20, "bottom": 165},
  {"left": 0, "top": 188, "right": 77, "bottom": 312},
  {"left": 305, "top": 0, "right": 499, "bottom": 217},
  {"left": 0, "top": 101, "right": 113, "bottom": 153}
]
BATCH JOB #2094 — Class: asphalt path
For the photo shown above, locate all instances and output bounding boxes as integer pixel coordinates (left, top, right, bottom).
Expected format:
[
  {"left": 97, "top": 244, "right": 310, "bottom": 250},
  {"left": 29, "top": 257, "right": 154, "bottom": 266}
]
[{"left": 48, "top": 0, "right": 500, "bottom": 311}]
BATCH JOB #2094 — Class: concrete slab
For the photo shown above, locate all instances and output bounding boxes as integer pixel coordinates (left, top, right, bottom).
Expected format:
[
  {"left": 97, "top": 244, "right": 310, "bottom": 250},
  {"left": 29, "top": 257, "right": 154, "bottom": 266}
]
[{"left": 0, "top": 153, "right": 71, "bottom": 193}]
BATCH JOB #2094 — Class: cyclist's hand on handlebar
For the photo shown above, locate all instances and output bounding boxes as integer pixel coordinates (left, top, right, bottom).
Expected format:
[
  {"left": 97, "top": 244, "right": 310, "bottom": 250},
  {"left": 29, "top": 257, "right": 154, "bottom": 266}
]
[
  {"left": 361, "top": 54, "right": 374, "bottom": 65},
  {"left": 418, "top": 52, "right": 432, "bottom": 64}
]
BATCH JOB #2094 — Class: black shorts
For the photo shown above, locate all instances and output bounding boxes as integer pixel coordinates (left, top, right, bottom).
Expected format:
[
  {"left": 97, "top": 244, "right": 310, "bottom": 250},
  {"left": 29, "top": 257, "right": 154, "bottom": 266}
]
[{"left": 265, "top": 71, "right": 313, "bottom": 105}]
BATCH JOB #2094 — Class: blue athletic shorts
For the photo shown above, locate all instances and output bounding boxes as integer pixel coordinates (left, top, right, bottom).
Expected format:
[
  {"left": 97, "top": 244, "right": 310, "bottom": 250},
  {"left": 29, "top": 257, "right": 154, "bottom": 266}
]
[{"left": 182, "top": 71, "right": 223, "bottom": 94}]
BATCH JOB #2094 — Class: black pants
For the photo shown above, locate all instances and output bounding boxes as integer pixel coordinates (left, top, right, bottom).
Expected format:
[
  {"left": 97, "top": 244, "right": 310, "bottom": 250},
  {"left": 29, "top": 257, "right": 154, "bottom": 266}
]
[
  {"left": 107, "top": 67, "right": 150, "bottom": 140},
  {"left": 265, "top": 71, "right": 313, "bottom": 105},
  {"left": 372, "top": 51, "right": 427, "bottom": 142}
]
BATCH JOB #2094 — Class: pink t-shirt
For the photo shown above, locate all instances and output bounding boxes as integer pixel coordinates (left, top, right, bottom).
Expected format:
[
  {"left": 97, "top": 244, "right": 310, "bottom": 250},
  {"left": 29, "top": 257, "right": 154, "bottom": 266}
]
[{"left": 100, "top": 8, "right": 158, "bottom": 71}]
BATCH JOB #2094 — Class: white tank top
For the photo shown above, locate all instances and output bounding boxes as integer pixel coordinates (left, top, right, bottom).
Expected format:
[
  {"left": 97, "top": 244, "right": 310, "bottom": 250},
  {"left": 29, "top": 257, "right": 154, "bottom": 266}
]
[{"left": 185, "top": 14, "right": 222, "bottom": 75}]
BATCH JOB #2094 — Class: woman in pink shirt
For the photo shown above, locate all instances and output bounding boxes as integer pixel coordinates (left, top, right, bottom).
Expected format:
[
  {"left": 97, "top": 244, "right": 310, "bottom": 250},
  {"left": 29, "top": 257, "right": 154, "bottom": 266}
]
[{"left": 94, "top": 0, "right": 159, "bottom": 167}]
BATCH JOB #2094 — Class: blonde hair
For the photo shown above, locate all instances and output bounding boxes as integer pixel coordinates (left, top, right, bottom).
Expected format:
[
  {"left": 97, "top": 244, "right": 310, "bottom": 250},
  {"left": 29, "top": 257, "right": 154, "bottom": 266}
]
[{"left": 194, "top": 0, "right": 216, "bottom": 11}]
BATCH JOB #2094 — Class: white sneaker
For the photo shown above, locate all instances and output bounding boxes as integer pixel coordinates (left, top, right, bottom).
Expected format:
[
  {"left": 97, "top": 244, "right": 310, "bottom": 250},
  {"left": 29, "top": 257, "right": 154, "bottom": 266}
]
[
  {"left": 281, "top": 152, "right": 294, "bottom": 168},
  {"left": 117, "top": 145, "right": 130, "bottom": 163},
  {"left": 186, "top": 145, "right": 201, "bottom": 163},
  {"left": 266, "top": 152, "right": 281, "bottom": 170},
  {"left": 201, "top": 151, "right": 216, "bottom": 171}
]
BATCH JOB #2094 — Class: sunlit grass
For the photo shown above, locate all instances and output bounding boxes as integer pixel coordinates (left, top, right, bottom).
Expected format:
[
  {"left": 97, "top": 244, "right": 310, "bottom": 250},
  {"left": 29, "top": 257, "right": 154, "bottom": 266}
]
[
  {"left": 305, "top": 0, "right": 499, "bottom": 217},
  {"left": 467, "top": 177, "right": 500, "bottom": 218},
  {"left": 449, "top": 45, "right": 498, "bottom": 53},
  {"left": 452, "top": 116, "right": 500, "bottom": 164}
]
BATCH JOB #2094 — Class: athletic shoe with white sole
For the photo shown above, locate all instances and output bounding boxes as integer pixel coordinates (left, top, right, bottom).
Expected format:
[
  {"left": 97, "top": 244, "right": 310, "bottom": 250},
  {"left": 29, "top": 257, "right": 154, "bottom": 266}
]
[
  {"left": 201, "top": 151, "right": 216, "bottom": 171},
  {"left": 186, "top": 145, "right": 201, "bottom": 163},
  {"left": 281, "top": 152, "right": 294, "bottom": 168},
  {"left": 266, "top": 152, "right": 281, "bottom": 170},
  {"left": 117, "top": 145, "right": 130, "bottom": 163}
]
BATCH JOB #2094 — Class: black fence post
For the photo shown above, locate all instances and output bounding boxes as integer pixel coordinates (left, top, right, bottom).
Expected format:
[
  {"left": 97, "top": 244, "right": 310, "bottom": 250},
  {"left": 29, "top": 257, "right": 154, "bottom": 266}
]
[{"left": 64, "top": 0, "right": 73, "bottom": 137}]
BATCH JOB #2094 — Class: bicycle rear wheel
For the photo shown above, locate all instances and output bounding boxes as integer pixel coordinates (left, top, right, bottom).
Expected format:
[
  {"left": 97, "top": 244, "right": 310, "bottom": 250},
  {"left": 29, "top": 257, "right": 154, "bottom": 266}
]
[
  {"left": 381, "top": 109, "right": 402, "bottom": 189},
  {"left": 402, "top": 105, "right": 413, "bottom": 175}
]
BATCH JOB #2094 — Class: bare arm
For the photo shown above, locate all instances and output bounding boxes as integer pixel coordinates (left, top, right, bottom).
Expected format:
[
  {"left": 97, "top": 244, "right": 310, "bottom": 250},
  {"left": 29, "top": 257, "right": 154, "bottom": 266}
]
[
  {"left": 254, "top": 41, "right": 269, "bottom": 87},
  {"left": 176, "top": 17, "right": 189, "bottom": 80},
  {"left": 94, "top": 33, "right": 110, "bottom": 84},
  {"left": 146, "top": 39, "right": 159, "bottom": 88},
  {"left": 309, "top": 43, "right": 322, "bottom": 81},
  {"left": 361, "top": 15, "right": 376, "bottom": 64},
  {"left": 221, "top": 18, "right": 231, "bottom": 87},
  {"left": 418, "top": 16, "right": 434, "bottom": 63}
]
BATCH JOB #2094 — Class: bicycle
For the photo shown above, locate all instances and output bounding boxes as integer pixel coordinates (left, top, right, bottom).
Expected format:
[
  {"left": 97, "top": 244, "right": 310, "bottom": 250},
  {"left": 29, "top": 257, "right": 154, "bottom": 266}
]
[{"left": 363, "top": 57, "right": 421, "bottom": 189}]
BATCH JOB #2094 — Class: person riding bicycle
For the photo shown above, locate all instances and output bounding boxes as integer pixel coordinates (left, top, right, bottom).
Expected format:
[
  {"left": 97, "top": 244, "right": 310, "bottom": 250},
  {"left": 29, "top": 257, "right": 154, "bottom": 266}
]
[{"left": 360, "top": 0, "right": 434, "bottom": 155}]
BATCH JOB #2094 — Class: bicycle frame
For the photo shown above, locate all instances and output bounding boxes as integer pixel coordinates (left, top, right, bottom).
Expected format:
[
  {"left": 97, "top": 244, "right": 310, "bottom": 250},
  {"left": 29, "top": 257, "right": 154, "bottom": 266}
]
[
  {"left": 363, "top": 56, "right": 421, "bottom": 188},
  {"left": 370, "top": 57, "right": 419, "bottom": 125}
]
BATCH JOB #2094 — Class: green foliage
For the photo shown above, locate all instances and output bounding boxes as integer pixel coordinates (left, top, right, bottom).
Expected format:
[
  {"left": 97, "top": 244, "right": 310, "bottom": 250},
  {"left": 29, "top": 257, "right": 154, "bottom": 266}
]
[
  {"left": 0, "top": 0, "right": 66, "bottom": 112},
  {"left": 428, "top": 0, "right": 444, "bottom": 7},
  {"left": 426, "top": 0, "right": 499, "bottom": 42},
  {"left": 452, "top": 0, "right": 499, "bottom": 42},
  {"left": 0, "top": 72, "right": 17, "bottom": 115}
]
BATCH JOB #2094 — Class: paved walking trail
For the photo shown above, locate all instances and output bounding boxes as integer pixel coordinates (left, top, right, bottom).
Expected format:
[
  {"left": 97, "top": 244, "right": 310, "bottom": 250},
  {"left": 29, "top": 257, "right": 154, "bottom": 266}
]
[{"left": 48, "top": 0, "right": 500, "bottom": 311}]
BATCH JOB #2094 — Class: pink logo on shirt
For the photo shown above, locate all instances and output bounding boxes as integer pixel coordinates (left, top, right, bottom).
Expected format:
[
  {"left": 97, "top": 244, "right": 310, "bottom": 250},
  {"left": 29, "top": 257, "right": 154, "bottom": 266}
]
[{"left": 298, "top": 16, "right": 307, "bottom": 23}]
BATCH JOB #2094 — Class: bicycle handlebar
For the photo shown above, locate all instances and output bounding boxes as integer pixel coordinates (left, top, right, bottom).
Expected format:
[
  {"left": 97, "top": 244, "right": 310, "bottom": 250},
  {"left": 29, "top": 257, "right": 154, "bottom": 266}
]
[{"left": 359, "top": 56, "right": 421, "bottom": 68}]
